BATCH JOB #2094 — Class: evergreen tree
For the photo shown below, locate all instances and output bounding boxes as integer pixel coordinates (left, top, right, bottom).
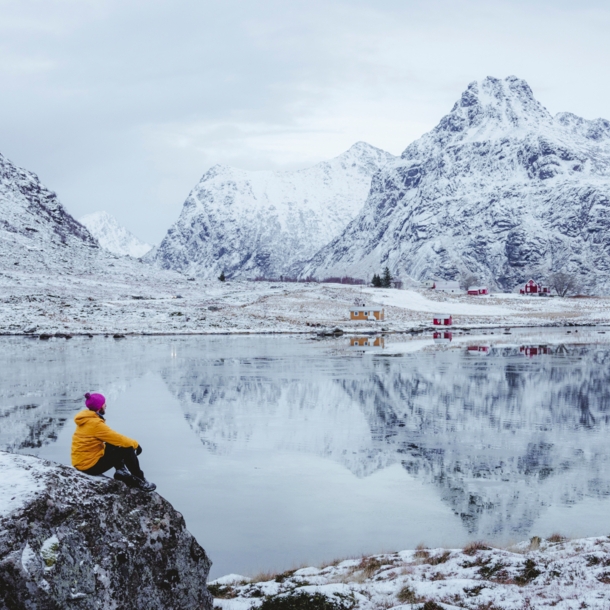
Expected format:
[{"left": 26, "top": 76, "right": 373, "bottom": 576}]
[
  {"left": 372, "top": 274, "right": 382, "bottom": 287},
  {"left": 218, "top": 271, "right": 226, "bottom": 282},
  {"left": 381, "top": 266, "right": 392, "bottom": 288}
]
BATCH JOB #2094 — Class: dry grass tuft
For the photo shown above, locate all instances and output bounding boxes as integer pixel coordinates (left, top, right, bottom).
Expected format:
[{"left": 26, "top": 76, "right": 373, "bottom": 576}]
[
  {"left": 463, "top": 541, "right": 492, "bottom": 556},
  {"left": 396, "top": 585, "right": 422, "bottom": 604},
  {"left": 547, "top": 533, "right": 566, "bottom": 543}
]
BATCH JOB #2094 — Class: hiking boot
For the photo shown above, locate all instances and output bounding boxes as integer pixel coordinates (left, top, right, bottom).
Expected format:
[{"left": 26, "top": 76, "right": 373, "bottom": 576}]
[
  {"left": 133, "top": 477, "right": 157, "bottom": 493},
  {"left": 114, "top": 467, "right": 139, "bottom": 488}
]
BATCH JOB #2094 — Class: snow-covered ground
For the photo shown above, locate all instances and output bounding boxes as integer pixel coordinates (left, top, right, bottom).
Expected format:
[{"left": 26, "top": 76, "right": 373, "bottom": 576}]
[
  {"left": 1, "top": 272, "right": 609, "bottom": 336},
  {"left": 210, "top": 535, "right": 610, "bottom": 609}
]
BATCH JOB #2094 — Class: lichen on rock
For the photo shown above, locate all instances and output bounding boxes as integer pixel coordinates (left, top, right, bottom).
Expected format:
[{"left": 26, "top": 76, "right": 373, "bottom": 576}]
[{"left": 0, "top": 451, "right": 213, "bottom": 609}]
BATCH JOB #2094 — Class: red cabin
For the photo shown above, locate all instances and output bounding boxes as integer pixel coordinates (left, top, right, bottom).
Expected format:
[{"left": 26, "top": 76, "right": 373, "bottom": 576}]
[
  {"left": 520, "top": 280, "right": 550, "bottom": 296},
  {"left": 433, "top": 314, "right": 453, "bottom": 326},
  {"left": 468, "top": 286, "right": 489, "bottom": 296},
  {"left": 520, "top": 345, "right": 550, "bottom": 357},
  {"left": 433, "top": 331, "right": 452, "bottom": 343},
  {"left": 467, "top": 345, "right": 490, "bottom": 355}
]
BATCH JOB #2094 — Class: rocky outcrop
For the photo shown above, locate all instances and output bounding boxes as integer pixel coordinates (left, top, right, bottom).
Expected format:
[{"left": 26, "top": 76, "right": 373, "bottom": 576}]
[
  {"left": 302, "top": 76, "right": 610, "bottom": 292},
  {"left": 0, "top": 451, "right": 212, "bottom": 610}
]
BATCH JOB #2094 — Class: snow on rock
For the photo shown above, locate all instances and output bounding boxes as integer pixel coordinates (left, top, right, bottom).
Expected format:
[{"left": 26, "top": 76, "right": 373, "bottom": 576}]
[
  {"left": 211, "top": 536, "right": 610, "bottom": 609},
  {"left": 0, "top": 450, "right": 213, "bottom": 609},
  {"left": 147, "top": 142, "right": 395, "bottom": 279},
  {"left": 79, "top": 211, "right": 153, "bottom": 258},
  {"left": 302, "top": 76, "right": 610, "bottom": 293},
  {"left": 0, "top": 150, "right": 99, "bottom": 272}
]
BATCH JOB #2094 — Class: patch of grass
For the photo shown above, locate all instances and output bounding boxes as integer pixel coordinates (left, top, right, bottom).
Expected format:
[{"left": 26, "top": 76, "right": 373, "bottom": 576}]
[
  {"left": 464, "top": 584, "right": 487, "bottom": 597},
  {"left": 207, "top": 584, "right": 238, "bottom": 599},
  {"left": 420, "top": 602, "right": 445, "bottom": 610},
  {"left": 478, "top": 561, "right": 509, "bottom": 582},
  {"left": 274, "top": 570, "right": 296, "bottom": 583},
  {"left": 425, "top": 550, "right": 451, "bottom": 565},
  {"left": 257, "top": 592, "right": 354, "bottom": 610},
  {"left": 250, "top": 570, "right": 277, "bottom": 583},
  {"left": 396, "top": 585, "right": 422, "bottom": 604},
  {"left": 547, "top": 533, "right": 565, "bottom": 543},
  {"left": 515, "top": 559, "right": 542, "bottom": 585},
  {"left": 414, "top": 544, "right": 430, "bottom": 561},
  {"left": 463, "top": 541, "right": 491, "bottom": 556},
  {"left": 357, "top": 556, "right": 385, "bottom": 579}
]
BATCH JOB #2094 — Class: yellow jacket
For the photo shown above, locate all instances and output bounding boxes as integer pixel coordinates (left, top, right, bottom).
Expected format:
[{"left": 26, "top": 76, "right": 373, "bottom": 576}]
[{"left": 71, "top": 409, "right": 139, "bottom": 471}]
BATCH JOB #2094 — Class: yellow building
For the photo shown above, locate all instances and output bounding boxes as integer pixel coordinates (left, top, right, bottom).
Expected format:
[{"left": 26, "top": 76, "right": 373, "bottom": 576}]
[
  {"left": 349, "top": 307, "right": 384, "bottom": 321},
  {"left": 350, "top": 336, "right": 385, "bottom": 348}
]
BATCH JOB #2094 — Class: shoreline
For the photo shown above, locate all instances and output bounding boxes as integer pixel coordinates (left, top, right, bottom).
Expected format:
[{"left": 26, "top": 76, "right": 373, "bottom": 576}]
[
  {"left": 2, "top": 322, "right": 610, "bottom": 338},
  {"left": 210, "top": 534, "right": 610, "bottom": 609}
]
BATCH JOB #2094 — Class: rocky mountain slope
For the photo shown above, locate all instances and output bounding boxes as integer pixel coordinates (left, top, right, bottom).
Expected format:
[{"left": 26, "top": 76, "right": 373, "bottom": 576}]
[
  {"left": 80, "top": 211, "right": 153, "bottom": 257},
  {"left": 147, "top": 142, "right": 395, "bottom": 279},
  {"left": 0, "top": 451, "right": 213, "bottom": 609},
  {"left": 0, "top": 151, "right": 99, "bottom": 272},
  {"left": 302, "top": 76, "right": 610, "bottom": 292}
]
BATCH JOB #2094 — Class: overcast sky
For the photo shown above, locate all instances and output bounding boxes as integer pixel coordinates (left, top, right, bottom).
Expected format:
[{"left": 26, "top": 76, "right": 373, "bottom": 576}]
[{"left": 1, "top": 0, "right": 609, "bottom": 243}]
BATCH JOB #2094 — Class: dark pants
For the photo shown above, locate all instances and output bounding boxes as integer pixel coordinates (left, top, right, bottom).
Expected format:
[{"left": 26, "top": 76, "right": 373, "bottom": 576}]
[{"left": 84, "top": 444, "right": 144, "bottom": 479}]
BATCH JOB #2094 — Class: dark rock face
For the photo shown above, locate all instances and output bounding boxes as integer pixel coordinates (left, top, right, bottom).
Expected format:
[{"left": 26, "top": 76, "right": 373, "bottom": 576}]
[
  {"left": 0, "top": 452, "right": 213, "bottom": 610},
  {"left": 302, "top": 76, "right": 610, "bottom": 292}
]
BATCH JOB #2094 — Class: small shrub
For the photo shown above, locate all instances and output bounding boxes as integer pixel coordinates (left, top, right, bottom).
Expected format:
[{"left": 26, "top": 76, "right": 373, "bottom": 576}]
[
  {"left": 478, "top": 561, "right": 509, "bottom": 582},
  {"left": 463, "top": 541, "right": 491, "bottom": 556},
  {"left": 515, "top": 559, "right": 542, "bottom": 585},
  {"left": 257, "top": 592, "right": 353, "bottom": 610},
  {"left": 414, "top": 544, "right": 430, "bottom": 561},
  {"left": 547, "top": 533, "right": 565, "bottom": 543},
  {"left": 358, "top": 557, "right": 384, "bottom": 579},
  {"left": 464, "top": 584, "right": 487, "bottom": 597},
  {"left": 396, "top": 585, "right": 421, "bottom": 604},
  {"left": 209, "top": 584, "right": 239, "bottom": 599},
  {"left": 426, "top": 550, "right": 451, "bottom": 565},
  {"left": 421, "top": 602, "right": 445, "bottom": 610}
]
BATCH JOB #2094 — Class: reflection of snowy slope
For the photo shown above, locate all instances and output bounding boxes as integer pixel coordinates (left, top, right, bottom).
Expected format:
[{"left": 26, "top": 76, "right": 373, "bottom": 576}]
[
  {"left": 0, "top": 338, "right": 165, "bottom": 452},
  {"left": 163, "top": 354, "right": 394, "bottom": 478},
  {"left": 340, "top": 347, "right": 610, "bottom": 537},
  {"left": 166, "top": 342, "right": 610, "bottom": 540}
]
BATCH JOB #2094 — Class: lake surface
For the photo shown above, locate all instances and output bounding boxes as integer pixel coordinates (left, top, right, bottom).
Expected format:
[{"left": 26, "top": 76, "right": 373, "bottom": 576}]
[{"left": 2, "top": 329, "right": 610, "bottom": 578}]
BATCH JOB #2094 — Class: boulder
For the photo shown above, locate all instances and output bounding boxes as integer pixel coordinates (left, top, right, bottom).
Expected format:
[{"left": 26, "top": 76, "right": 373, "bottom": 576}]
[{"left": 0, "top": 451, "right": 213, "bottom": 609}]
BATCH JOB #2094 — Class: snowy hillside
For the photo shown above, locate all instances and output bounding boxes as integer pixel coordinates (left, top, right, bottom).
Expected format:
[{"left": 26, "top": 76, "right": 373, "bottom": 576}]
[
  {"left": 0, "top": 151, "right": 98, "bottom": 271},
  {"left": 79, "top": 211, "right": 152, "bottom": 257},
  {"left": 302, "top": 76, "right": 610, "bottom": 292},
  {"left": 147, "top": 142, "right": 395, "bottom": 279}
]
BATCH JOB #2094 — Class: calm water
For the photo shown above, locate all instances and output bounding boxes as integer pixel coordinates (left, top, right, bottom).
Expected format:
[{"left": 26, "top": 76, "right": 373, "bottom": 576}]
[{"left": 2, "top": 330, "right": 610, "bottom": 578}]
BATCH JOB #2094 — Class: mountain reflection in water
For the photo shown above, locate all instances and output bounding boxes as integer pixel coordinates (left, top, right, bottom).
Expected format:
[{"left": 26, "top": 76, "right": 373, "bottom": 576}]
[{"left": 2, "top": 331, "right": 610, "bottom": 575}]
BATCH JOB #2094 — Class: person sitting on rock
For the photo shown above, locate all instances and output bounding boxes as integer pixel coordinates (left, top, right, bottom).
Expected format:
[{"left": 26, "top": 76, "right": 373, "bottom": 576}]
[{"left": 71, "top": 392, "right": 156, "bottom": 492}]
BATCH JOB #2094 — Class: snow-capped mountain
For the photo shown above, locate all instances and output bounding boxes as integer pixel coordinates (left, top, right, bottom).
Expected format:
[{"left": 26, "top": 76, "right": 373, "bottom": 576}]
[
  {"left": 147, "top": 142, "right": 395, "bottom": 279},
  {"left": 302, "top": 76, "right": 610, "bottom": 291},
  {"left": 79, "top": 211, "right": 153, "bottom": 258},
  {"left": 0, "top": 151, "right": 99, "bottom": 272}
]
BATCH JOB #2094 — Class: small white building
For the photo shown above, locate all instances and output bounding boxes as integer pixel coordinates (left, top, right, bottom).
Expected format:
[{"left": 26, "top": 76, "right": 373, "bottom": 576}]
[{"left": 434, "top": 281, "right": 461, "bottom": 293}]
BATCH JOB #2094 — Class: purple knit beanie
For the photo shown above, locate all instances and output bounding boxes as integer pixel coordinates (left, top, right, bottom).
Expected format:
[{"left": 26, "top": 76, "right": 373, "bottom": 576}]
[{"left": 85, "top": 392, "right": 106, "bottom": 411}]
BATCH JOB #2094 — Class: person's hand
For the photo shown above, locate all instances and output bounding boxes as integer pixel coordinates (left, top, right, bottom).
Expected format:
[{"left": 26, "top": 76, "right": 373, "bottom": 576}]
[{"left": 135, "top": 445, "right": 142, "bottom": 456}]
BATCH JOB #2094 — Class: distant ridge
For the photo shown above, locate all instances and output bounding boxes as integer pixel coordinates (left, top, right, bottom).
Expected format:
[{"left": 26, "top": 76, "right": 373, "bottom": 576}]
[
  {"left": 147, "top": 142, "right": 396, "bottom": 279},
  {"left": 80, "top": 211, "right": 153, "bottom": 258}
]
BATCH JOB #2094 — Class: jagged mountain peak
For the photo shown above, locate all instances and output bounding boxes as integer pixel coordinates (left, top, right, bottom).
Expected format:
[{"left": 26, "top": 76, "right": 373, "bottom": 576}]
[
  {"left": 302, "top": 78, "right": 610, "bottom": 292},
  {"left": 79, "top": 211, "right": 153, "bottom": 258},
  {"left": 403, "top": 76, "right": 552, "bottom": 159},
  {"left": 149, "top": 142, "right": 396, "bottom": 279}
]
